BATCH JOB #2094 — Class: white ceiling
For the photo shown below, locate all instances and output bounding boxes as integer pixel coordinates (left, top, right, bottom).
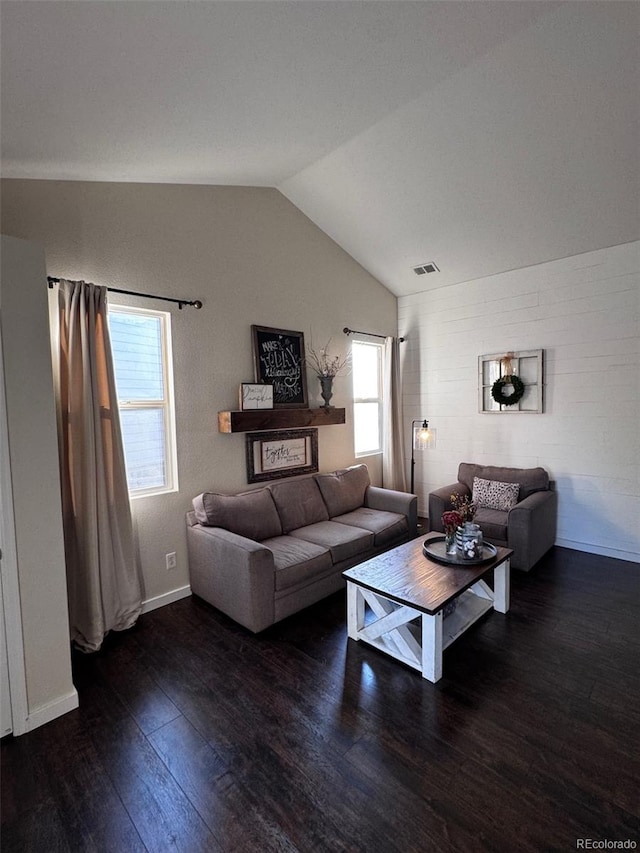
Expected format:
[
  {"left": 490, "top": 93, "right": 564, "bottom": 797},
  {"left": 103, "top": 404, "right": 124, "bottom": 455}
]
[{"left": 1, "top": 1, "right": 638, "bottom": 296}]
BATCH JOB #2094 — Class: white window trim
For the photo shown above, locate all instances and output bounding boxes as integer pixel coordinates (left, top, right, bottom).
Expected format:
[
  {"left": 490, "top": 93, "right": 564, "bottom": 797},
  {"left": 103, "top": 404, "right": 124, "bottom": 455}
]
[
  {"left": 352, "top": 338, "right": 383, "bottom": 458},
  {"left": 108, "top": 303, "right": 179, "bottom": 499}
]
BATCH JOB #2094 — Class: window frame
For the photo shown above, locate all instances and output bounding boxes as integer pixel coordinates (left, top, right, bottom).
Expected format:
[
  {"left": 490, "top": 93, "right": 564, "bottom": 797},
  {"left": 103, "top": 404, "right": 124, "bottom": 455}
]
[
  {"left": 351, "top": 338, "right": 384, "bottom": 458},
  {"left": 108, "top": 303, "right": 179, "bottom": 499}
]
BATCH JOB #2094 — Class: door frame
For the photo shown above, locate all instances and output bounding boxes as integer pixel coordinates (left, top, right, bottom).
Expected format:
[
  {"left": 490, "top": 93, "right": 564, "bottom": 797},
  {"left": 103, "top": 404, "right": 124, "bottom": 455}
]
[{"left": 0, "top": 317, "right": 29, "bottom": 736}]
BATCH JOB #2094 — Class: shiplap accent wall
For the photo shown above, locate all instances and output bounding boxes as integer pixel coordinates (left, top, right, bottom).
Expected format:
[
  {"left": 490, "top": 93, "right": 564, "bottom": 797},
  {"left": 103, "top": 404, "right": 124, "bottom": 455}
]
[{"left": 399, "top": 241, "right": 639, "bottom": 563}]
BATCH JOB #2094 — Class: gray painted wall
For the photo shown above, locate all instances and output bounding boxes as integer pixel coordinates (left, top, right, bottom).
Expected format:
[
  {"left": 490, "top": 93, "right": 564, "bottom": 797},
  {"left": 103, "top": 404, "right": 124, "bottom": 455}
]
[
  {"left": 1, "top": 180, "right": 397, "bottom": 607},
  {"left": 0, "top": 235, "right": 77, "bottom": 724}
]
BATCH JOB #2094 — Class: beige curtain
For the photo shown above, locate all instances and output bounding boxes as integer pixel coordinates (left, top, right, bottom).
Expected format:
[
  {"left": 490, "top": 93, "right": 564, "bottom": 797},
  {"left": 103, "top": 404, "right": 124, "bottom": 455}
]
[
  {"left": 382, "top": 336, "right": 407, "bottom": 491},
  {"left": 55, "top": 280, "right": 142, "bottom": 652}
]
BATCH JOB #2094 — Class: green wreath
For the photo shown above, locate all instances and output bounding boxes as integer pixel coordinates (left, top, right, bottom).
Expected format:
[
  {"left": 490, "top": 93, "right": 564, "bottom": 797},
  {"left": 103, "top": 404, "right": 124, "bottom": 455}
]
[{"left": 491, "top": 374, "right": 525, "bottom": 406}]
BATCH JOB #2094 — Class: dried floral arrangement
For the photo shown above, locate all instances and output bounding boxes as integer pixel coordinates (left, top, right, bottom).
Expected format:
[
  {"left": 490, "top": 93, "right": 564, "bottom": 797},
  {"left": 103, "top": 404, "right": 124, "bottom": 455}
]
[
  {"left": 305, "top": 339, "right": 351, "bottom": 378},
  {"left": 442, "top": 510, "right": 463, "bottom": 535},
  {"left": 450, "top": 492, "right": 477, "bottom": 524}
]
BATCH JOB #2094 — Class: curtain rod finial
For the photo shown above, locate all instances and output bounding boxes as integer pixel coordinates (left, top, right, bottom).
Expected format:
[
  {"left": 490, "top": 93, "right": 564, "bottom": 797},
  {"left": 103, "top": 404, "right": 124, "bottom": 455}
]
[
  {"left": 193, "top": 300, "right": 203, "bottom": 310},
  {"left": 343, "top": 327, "right": 352, "bottom": 335}
]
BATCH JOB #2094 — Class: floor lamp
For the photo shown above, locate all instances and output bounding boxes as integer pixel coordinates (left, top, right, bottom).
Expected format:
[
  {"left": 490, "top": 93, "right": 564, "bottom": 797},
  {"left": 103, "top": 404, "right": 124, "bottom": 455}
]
[{"left": 410, "top": 419, "right": 435, "bottom": 495}]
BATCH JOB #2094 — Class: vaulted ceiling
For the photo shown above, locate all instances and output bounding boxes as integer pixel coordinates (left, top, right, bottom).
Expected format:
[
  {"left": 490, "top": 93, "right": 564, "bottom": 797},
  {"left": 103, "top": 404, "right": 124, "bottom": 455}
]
[{"left": 1, "top": 1, "right": 637, "bottom": 296}]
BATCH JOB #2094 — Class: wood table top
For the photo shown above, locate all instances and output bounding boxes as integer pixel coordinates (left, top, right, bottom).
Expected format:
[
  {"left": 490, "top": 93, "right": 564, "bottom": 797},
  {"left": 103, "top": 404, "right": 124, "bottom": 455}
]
[{"left": 343, "top": 534, "right": 513, "bottom": 615}]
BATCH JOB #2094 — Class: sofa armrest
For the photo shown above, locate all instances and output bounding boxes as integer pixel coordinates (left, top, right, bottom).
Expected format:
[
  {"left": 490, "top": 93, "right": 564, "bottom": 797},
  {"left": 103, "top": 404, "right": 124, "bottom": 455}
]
[
  {"left": 427, "top": 482, "right": 469, "bottom": 532},
  {"left": 508, "top": 489, "right": 558, "bottom": 571},
  {"left": 186, "top": 522, "right": 275, "bottom": 632},
  {"left": 365, "top": 485, "right": 417, "bottom": 538}
]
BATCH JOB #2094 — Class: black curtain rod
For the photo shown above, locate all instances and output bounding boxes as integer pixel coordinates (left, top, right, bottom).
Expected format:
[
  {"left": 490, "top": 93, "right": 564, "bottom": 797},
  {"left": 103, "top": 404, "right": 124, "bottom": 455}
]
[
  {"left": 343, "top": 326, "right": 405, "bottom": 342},
  {"left": 47, "top": 277, "right": 203, "bottom": 310}
]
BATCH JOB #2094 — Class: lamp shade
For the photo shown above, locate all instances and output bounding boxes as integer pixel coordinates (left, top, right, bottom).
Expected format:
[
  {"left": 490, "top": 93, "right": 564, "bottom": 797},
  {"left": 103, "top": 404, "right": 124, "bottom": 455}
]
[
  {"left": 413, "top": 419, "right": 435, "bottom": 450},
  {"left": 410, "top": 418, "right": 435, "bottom": 495}
]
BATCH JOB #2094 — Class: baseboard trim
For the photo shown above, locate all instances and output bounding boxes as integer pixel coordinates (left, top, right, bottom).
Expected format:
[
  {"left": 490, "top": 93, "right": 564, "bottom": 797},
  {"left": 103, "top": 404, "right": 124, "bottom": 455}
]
[
  {"left": 25, "top": 688, "right": 79, "bottom": 733},
  {"left": 142, "top": 585, "right": 192, "bottom": 614},
  {"left": 556, "top": 538, "right": 640, "bottom": 564},
  {"left": 17, "top": 587, "right": 192, "bottom": 735}
]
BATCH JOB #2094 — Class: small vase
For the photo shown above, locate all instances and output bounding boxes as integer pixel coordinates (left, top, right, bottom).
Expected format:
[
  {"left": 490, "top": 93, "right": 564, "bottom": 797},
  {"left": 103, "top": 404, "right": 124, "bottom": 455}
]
[
  {"left": 444, "top": 531, "right": 457, "bottom": 555},
  {"left": 319, "top": 375, "right": 334, "bottom": 408}
]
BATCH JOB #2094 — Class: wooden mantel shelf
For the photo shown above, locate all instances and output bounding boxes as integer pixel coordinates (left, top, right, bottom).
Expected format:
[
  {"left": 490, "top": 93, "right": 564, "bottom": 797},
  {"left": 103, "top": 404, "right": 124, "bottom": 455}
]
[{"left": 218, "top": 407, "right": 346, "bottom": 433}]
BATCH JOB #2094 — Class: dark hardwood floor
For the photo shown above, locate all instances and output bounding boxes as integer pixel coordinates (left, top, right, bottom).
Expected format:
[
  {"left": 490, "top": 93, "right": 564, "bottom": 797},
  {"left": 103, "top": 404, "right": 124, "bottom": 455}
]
[{"left": 2, "top": 546, "right": 639, "bottom": 852}]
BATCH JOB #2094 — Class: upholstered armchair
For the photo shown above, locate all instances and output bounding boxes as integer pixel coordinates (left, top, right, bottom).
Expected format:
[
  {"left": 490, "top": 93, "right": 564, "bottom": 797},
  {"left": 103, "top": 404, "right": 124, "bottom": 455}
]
[{"left": 428, "top": 463, "right": 557, "bottom": 571}]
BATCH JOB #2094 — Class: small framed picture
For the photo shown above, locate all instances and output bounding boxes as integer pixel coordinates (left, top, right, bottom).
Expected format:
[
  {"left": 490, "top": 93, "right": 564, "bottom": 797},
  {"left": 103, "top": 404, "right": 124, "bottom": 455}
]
[
  {"left": 240, "top": 383, "right": 274, "bottom": 410},
  {"left": 246, "top": 429, "right": 318, "bottom": 483}
]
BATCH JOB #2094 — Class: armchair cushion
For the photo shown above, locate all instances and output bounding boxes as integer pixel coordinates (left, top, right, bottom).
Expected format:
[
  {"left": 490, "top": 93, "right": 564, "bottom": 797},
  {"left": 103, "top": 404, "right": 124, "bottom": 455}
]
[{"left": 474, "top": 507, "right": 508, "bottom": 542}]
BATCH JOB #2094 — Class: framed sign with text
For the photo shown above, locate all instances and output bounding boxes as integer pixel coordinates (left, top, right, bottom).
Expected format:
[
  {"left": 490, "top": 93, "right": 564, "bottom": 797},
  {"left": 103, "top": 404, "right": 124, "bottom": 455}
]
[
  {"left": 245, "top": 428, "right": 318, "bottom": 483},
  {"left": 251, "top": 325, "right": 308, "bottom": 408},
  {"left": 239, "top": 383, "right": 274, "bottom": 410}
]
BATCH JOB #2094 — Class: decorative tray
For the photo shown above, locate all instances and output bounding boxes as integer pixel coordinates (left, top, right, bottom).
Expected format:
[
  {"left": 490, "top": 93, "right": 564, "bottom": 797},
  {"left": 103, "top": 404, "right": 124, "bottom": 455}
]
[{"left": 422, "top": 536, "right": 498, "bottom": 566}]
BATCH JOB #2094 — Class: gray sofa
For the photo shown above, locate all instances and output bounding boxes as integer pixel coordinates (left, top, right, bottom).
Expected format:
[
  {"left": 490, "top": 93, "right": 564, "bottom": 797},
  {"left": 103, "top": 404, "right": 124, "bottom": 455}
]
[
  {"left": 428, "top": 462, "right": 557, "bottom": 571},
  {"left": 186, "top": 464, "right": 417, "bottom": 632}
]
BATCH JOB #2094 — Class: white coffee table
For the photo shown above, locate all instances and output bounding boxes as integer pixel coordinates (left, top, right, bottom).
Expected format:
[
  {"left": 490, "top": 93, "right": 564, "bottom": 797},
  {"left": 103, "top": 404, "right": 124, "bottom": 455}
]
[{"left": 343, "top": 533, "right": 512, "bottom": 682}]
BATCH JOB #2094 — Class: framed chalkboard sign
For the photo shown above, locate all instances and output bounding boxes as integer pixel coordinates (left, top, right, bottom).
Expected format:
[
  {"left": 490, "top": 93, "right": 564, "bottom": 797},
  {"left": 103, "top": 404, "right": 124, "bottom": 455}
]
[{"left": 251, "top": 325, "right": 308, "bottom": 408}]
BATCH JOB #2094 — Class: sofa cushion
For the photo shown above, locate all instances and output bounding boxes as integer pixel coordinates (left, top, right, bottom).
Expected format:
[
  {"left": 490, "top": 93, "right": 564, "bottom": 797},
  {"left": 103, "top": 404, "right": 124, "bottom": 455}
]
[
  {"left": 192, "top": 488, "right": 282, "bottom": 541},
  {"left": 289, "top": 521, "right": 374, "bottom": 564},
  {"left": 268, "top": 478, "right": 329, "bottom": 533},
  {"left": 474, "top": 507, "right": 508, "bottom": 543},
  {"left": 472, "top": 477, "right": 520, "bottom": 512},
  {"left": 332, "top": 508, "right": 407, "bottom": 547},
  {"left": 314, "top": 464, "right": 370, "bottom": 517},
  {"left": 458, "top": 463, "right": 549, "bottom": 500},
  {"left": 262, "top": 536, "right": 333, "bottom": 592}
]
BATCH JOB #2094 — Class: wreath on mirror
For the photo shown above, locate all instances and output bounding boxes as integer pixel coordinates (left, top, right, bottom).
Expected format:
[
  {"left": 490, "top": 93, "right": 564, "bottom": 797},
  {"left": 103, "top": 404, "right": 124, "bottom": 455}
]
[{"left": 491, "top": 374, "right": 525, "bottom": 406}]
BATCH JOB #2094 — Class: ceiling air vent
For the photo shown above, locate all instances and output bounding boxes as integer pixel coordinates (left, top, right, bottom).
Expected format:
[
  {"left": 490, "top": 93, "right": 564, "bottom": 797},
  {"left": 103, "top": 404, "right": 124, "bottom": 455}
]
[{"left": 413, "top": 262, "right": 439, "bottom": 275}]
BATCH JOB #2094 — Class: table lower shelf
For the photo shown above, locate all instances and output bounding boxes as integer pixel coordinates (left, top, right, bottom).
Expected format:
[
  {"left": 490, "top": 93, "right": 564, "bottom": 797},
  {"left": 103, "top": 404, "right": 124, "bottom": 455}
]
[
  {"left": 441, "top": 589, "right": 494, "bottom": 649},
  {"left": 347, "top": 570, "right": 509, "bottom": 682},
  {"left": 356, "top": 589, "right": 492, "bottom": 668}
]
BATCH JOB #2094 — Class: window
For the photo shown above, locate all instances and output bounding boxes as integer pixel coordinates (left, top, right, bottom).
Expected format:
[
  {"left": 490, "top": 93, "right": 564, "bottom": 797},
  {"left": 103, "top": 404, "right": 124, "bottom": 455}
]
[
  {"left": 352, "top": 340, "right": 383, "bottom": 456},
  {"left": 108, "top": 305, "right": 178, "bottom": 497}
]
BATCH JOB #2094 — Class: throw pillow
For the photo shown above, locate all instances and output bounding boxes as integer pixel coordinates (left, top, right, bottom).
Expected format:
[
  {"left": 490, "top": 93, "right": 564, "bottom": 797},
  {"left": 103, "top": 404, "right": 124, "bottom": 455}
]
[
  {"left": 193, "top": 488, "right": 282, "bottom": 541},
  {"left": 472, "top": 477, "right": 520, "bottom": 512}
]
